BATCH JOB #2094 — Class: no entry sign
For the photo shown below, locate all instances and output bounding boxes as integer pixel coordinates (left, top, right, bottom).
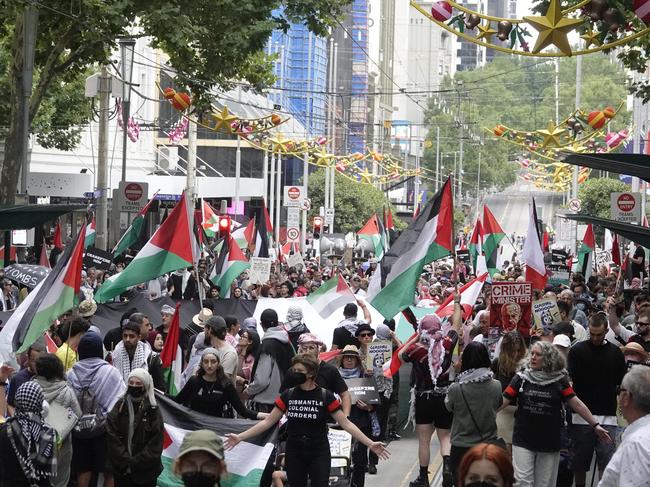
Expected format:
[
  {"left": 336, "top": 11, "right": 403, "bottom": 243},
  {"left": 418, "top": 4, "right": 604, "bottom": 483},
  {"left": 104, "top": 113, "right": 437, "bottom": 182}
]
[
  {"left": 283, "top": 186, "right": 304, "bottom": 207},
  {"left": 611, "top": 192, "right": 641, "bottom": 223},
  {"left": 117, "top": 181, "right": 149, "bottom": 213}
]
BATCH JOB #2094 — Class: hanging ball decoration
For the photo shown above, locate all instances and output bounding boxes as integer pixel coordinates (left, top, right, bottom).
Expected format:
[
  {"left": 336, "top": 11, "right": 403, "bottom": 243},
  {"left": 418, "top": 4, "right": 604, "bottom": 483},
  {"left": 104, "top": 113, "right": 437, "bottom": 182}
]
[
  {"left": 566, "top": 118, "right": 577, "bottom": 128},
  {"left": 634, "top": 0, "right": 650, "bottom": 24},
  {"left": 497, "top": 21, "right": 513, "bottom": 41},
  {"left": 171, "top": 92, "right": 191, "bottom": 111},
  {"left": 573, "top": 122, "right": 583, "bottom": 134},
  {"left": 163, "top": 87, "right": 176, "bottom": 100},
  {"left": 317, "top": 136, "right": 327, "bottom": 145},
  {"left": 271, "top": 114, "right": 282, "bottom": 125},
  {"left": 465, "top": 13, "right": 481, "bottom": 29},
  {"left": 603, "top": 106, "right": 616, "bottom": 118},
  {"left": 431, "top": 1, "right": 453, "bottom": 22},
  {"left": 587, "top": 110, "right": 607, "bottom": 130},
  {"left": 493, "top": 124, "right": 507, "bottom": 136},
  {"left": 606, "top": 131, "right": 624, "bottom": 148}
]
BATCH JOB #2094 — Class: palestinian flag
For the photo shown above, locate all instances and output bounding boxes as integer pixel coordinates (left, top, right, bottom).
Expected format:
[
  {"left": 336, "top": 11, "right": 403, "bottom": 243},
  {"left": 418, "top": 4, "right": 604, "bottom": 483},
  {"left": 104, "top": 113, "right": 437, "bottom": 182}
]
[
  {"left": 112, "top": 193, "right": 157, "bottom": 257},
  {"left": 232, "top": 217, "right": 256, "bottom": 250},
  {"left": 5, "top": 224, "right": 86, "bottom": 354},
  {"left": 482, "top": 205, "right": 505, "bottom": 275},
  {"left": 357, "top": 213, "right": 385, "bottom": 260},
  {"left": 253, "top": 202, "right": 273, "bottom": 258},
  {"left": 383, "top": 206, "right": 396, "bottom": 246},
  {"left": 201, "top": 200, "right": 220, "bottom": 238},
  {"left": 523, "top": 198, "right": 547, "bottom": 290},
  {"left": 306, "top": 274, "right": 356, "bottom": 319},
  {"left": 611, "top": 232, "right": 621, "bottom": 267},
  {"left": 39, "top": 238, "right": 50, "bottom": 269},
  {"left": 368, "top": 179, "right": 453, "bottom": 320},
  {"left": 44, "top": 332, "right": 59, "bottom": 353},
  {"left": 84, "top": 218, "right": 96, "bottom": 248},
  {"left": 96, "top": 192, "right": 196, "bottom": 303},
  {"left": 210, "top": 236, "right": 250, "bottom": 297},
  {"left": 160, "top": 303, "right": 182, "bottom": 395},
  {"left": 382, "top": 332, "right": 417, "bottom": 378},
  {"left": 0, "top": 244, "right": 17, "bottom": 267},
  {"left": 53, "top": 221, "right": 64, "bottom": 250},
  {"left": 435, "top": 273, "right": 489, "bottom": 320},
  {"left": 280, "top": 241, "right": 300, "bottom": 263},
  {"left": 468, "top": 217, "right": 483, "bottom": 272},
  {"left": 577, "top": 224, "right": 595, "bottom": 278},
  {"left": 156, "top": 394, "right": 276, "bottom": 487}
]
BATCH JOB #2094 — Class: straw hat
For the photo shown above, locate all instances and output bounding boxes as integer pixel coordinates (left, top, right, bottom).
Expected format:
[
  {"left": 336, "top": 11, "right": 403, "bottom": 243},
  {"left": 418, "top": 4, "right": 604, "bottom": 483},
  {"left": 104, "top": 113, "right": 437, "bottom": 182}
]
[{"left": 193, "top": 308, "right": 213, "bottom": 326}]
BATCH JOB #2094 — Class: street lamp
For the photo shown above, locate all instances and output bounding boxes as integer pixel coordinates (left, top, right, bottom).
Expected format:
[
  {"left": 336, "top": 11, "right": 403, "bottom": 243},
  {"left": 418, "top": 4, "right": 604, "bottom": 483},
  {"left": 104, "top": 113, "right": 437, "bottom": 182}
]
[{"left": 119, "top": 37, "right": 136, "bottom": 182}]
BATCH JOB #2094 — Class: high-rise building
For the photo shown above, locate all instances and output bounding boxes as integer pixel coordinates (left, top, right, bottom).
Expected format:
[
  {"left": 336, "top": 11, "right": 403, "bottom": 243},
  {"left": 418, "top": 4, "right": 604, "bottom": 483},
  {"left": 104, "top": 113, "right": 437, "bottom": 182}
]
[{"left": 268, "top": 23, "right": 328, "bottom": 137}]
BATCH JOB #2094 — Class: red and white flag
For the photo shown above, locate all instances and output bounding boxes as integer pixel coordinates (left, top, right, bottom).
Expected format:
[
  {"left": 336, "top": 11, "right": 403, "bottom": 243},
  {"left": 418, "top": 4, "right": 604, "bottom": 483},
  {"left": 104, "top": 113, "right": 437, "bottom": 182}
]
[
  {"left": 523, "top": 198, "right": 547, "bottom": 290},
  {"left": 435, "top": 273, "right": 489, "bottom": 320}
]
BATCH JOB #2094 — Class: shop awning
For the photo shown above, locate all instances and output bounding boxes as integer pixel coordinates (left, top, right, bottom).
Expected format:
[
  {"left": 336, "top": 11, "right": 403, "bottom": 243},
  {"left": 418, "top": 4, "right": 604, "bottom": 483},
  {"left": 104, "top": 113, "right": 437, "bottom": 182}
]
[
  {"left": 561, "top": 213, "right": 650, "bottom": 248},
  {"left": 0, "top": 204, "right": 87, "bottom": 231},
  {"left": 558, "top": 152, "right": 650, "bottom": 182}
]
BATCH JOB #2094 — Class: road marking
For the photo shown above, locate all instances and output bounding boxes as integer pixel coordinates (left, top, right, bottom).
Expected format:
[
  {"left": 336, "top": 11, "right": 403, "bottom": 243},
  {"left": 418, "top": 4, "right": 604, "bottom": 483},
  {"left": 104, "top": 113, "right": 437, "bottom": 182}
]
[{"left": 398, "top": 453, "right": 443, "bottom": 487}]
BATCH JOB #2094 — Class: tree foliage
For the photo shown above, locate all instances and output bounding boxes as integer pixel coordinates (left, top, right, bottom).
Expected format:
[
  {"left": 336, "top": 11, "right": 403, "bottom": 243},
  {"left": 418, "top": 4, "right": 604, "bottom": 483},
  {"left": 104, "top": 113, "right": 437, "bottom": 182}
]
[
  {"left": 422, "top": 54, "right": 631, "bottom": 199},
  {"left": 0, "top": 0, "right": 351, "bottom": 203},
  {"left": 531, "top": 0, "right": 650, "bottom": 103},
  {"left": 307, "top": 169, "right": 402, "bottom": 234},
  {"left": 578, "top": 177, "right": 631, "bottom": 220}
]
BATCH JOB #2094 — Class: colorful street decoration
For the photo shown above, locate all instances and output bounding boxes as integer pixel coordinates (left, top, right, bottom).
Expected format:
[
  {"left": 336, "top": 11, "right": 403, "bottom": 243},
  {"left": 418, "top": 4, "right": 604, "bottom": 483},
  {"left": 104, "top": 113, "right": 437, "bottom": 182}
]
[{"left": 412, "top": 0, "right": 650, "bottom": 57}]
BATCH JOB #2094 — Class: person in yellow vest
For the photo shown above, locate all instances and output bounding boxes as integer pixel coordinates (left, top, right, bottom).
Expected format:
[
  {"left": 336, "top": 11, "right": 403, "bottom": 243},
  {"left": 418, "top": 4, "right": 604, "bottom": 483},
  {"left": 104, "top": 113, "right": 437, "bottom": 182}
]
[{"left": 55, "top": 317, "right": 89, "bottom": 372}]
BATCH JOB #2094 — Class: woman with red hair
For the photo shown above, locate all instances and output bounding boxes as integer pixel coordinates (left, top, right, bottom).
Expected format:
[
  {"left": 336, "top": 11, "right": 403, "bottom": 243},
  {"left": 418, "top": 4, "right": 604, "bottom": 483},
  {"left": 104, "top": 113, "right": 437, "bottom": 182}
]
[{"left": 457, "top": 443, "right": 515, "bottom": 487}]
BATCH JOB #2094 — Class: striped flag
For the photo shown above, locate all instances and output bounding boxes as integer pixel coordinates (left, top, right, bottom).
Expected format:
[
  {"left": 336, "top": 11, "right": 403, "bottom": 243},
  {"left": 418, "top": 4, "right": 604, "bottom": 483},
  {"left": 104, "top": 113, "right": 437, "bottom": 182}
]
[
  {"left": 84, "top": 218, "right": 96, "bottom": 248},
  {"left": 156, "top": 393, "right": 277, "bottom": 487},
  {"left": 112, "top": 193, "right": 157, "bottom": 257},
  {"left": 2, "top": 223, "right": 86, "bottom": 354},
  {"left": 382, "top": 333, "right": 417, "bottom": 378},
  {"left": 434, "top": 273, "right": 489, "bottom": 320},
  {"left": 306, "top": 274, "right": 356, "bottom": 319},
  {"left": 160, "top": 303, "right": 182, "bottom": 396},
  {"left": 210, "top": 236, "right": 250, "bottom": 298},
  {"left": 523, "top": 198, "right": 547, "bottom": 290},
  {"left": 96, "top": 192, "right": 196, "bottom": 303},
  {"left": 578, "top": 224, "right": 595, "bottom": 278}
]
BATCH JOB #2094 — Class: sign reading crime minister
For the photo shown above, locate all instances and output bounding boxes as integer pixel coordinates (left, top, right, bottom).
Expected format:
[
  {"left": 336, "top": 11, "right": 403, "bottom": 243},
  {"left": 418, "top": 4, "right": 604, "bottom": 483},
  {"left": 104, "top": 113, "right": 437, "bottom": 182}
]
[{"left": 490, "top": 282, "right": 532, "bottom": 335}]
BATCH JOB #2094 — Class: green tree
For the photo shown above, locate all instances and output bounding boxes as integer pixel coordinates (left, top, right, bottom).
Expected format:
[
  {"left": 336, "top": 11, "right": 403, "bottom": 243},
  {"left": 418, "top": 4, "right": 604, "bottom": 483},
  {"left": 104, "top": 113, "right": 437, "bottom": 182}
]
[
  {"left": 307, "top": 169, "right": 401, "bottom": 234},
  {"left": 531, "top": 0, "right": 650, "bottom": 103},
  {"left": 422, "top": 54, "right": 631, "bottom": 198},
  {"left": 578, "top": 177, "right": 630, "bottom": 219},
  {"left": 0, "top": 0, "right": 351, "bottom": 204}
]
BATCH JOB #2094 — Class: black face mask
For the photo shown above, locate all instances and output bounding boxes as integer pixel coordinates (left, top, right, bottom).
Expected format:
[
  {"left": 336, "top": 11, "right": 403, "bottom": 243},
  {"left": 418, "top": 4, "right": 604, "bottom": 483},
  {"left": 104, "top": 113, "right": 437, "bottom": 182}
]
[
  {"left": 128, "top": 386, "right": 145, "bottom": 398},
  {"left": 465, "top": 482, "right": 500, "bottom": 487},
  {"left": 284, "top": 370, "right": 307, "bottom": 388},
  {"left": 182, "top": 472, "right": 219, "bottom": 487}
]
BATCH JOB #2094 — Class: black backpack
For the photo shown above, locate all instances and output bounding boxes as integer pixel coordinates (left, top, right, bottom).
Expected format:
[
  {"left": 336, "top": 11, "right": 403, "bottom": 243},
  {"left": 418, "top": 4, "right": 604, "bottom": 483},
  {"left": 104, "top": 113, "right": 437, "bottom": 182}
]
[{"left": 73, "top": 384, "right": 107, "bottom": 439}]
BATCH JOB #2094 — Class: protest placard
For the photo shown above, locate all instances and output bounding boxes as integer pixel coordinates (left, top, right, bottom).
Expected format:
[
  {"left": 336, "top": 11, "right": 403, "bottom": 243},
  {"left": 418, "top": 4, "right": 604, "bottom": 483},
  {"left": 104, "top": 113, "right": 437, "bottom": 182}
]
[
  {"left": 365, "top": 340, "right": 392, "bottom": 371},
  {"left": 344, "top": 377, "right": 380, "bottom": 405},
  {"left": 248, "top": 257, "right": 272, "bottom": 284},
  {"left": 532, "top": 298, "right": 562, "bottom": 335},
  {"left": 489, "top": 282, "right": 533, "bottom": 333}
]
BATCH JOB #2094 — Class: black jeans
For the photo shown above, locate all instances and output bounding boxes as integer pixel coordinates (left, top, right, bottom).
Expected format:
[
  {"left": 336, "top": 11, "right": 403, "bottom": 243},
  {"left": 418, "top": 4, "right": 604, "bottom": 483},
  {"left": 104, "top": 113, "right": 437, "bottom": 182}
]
[
  {"left": 369, "top": 395, "right": 390, "bottom": 467},
  {"left": 285, "top": 441, "right": 331, "bottom": 487},
  {"left": 449, "top": 444, "right": 472, "bottom": 486}
]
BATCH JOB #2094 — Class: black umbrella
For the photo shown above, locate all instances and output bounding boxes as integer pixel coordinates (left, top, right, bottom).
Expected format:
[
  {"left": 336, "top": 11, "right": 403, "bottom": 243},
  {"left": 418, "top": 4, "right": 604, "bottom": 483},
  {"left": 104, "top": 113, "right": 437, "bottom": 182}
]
[{"left": 3, "top": 264, "right": 50, "bottom": 289}]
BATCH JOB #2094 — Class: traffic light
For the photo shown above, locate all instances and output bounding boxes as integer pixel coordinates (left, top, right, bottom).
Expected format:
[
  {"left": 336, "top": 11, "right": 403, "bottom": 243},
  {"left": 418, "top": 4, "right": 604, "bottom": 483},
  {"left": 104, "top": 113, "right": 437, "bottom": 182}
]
[
  {"left": 313, "top": 216, "right": 323, "bottom": 239},
  {"left": 219, "top": 215, "right": 231, "bottom": 239}
]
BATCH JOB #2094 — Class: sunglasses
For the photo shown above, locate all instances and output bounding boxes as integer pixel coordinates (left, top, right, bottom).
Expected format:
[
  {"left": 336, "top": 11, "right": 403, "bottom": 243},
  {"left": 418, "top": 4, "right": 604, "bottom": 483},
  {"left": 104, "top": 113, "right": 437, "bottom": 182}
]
[
  {"left": 358, "top": 332, "right": 373, "bottom": 338},
  {"left": 636, "top": 321, "right": 650, "bottom": 327}
]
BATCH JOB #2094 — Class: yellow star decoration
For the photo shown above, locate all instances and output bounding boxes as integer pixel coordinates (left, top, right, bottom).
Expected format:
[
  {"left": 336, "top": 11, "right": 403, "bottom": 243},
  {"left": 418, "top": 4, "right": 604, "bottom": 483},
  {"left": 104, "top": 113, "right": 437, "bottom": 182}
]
[
  {"left": 580, "top": 29, "right": 602, "bottom": 48},
  {"left": 269, "top": 135, "right": 290, "bottom": 153},
  {"left": 313, "top": 148, "right": 334, "bottom": 167},
  {"left": 476, "top": 22, "right": 497, "bottom": 42},
  {"left": 212, "top": 106, "right": 238, "bottom": 132},
  {"left": 537, "top": 121, "right": 565, "bottom": 148},
  {"left": 359, "top": 168, "right": 373, "bottom": 184},
  {"left": 523, "top": 0, "right": 583, "bottom": 56}
]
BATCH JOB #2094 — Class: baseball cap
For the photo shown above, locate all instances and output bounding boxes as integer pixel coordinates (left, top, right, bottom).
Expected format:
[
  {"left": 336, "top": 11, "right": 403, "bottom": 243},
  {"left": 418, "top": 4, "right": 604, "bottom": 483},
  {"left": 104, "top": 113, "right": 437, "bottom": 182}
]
[
  {"left": 177, "top": 430, "right": 224, "bottom": 461},
  {"left": 204, "top": 316, "right": 227, "bottom": 333},
  {"left": 552, "top": 335, "right": 571, "bottom": 348}
]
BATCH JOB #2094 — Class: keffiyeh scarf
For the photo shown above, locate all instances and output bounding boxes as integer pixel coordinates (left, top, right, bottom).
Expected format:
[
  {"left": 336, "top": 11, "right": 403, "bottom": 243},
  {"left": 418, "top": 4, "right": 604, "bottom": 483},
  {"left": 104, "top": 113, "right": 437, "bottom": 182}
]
[
  {"left": 112, "top": 340, "right": 149, "bottom": 383},
  {"left": 7, "top": 381, "right": 56, "bottom": 482},
  {"left": 457, "top": 367, "right": 494, "bottom": 385}
]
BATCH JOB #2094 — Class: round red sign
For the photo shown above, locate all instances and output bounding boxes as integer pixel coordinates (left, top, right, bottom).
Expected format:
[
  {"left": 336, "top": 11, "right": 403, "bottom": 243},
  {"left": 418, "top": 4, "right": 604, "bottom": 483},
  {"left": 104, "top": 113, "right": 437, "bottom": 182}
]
[
  {"left": 287, "top": 186, "right": 301, "bottom": 200},
  {"left": 617, "top": 193, "right": 636, "bottom": 212},
  {"left": 124, "top": 183, "right": 143, "bottom": 201}
]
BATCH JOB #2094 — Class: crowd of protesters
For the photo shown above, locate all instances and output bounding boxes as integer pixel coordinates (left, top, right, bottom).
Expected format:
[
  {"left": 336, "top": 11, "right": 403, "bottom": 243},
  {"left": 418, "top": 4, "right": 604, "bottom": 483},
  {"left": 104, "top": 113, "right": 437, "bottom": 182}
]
[{"left": 0, "top": 234, "right": 650, "bottom": 487}]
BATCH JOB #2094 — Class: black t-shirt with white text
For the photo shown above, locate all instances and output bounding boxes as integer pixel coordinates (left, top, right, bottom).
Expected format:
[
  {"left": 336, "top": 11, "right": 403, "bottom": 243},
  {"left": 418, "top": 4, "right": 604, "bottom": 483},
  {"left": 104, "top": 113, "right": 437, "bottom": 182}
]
[
  {"left": 504, "top": 374, "right": 575, "bottom": 452},
  {"left": 275, "top": 386, "right": 341, "bottom": 447}
]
